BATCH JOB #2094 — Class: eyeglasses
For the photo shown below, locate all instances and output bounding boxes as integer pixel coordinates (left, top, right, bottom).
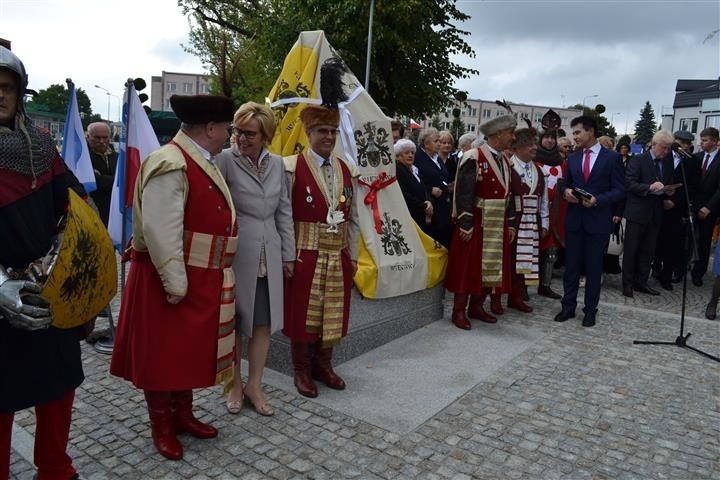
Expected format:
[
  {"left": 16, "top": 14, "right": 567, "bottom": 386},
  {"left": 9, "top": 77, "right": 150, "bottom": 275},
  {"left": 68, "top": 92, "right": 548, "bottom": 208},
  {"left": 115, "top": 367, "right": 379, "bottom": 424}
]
[
  {"left": 313, "top": 127, "right": 340, "bottom": 137},
  {"left": 232, "top": 128, "right": 259, "bottom": 139}
]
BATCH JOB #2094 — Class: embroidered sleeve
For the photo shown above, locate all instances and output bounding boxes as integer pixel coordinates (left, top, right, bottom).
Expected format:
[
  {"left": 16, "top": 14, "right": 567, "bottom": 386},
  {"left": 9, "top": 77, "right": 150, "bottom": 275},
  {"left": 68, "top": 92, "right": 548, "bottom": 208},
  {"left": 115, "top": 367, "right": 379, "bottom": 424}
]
[{"left": 454, "top": 159, "right": 477, "bottom": 232}]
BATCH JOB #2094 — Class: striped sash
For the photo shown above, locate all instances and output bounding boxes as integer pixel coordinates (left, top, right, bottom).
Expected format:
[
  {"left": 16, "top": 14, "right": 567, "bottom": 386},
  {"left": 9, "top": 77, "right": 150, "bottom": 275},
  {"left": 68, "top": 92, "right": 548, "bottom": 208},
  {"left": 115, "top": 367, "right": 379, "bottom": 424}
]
[
  {"left": 479, "top": 198, "right": 507, "bottom": 287},
  {"left": 514, "top": 195, "right": 540, "bottom": 285}
]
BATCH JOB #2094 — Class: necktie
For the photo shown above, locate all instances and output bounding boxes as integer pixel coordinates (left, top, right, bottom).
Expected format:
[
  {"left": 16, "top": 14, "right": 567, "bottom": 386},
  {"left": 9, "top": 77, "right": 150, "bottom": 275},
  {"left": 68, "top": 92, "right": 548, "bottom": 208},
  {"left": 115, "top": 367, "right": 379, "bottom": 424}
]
[
  {"left": 582, "top": 149, "right": 592, "bottom": 182},
  {"left": 495, "top": 152, "right": 505, "bottom": 177},
  {"left": 524, "top": 163, "right": 532, "bottom": 184},
  {"left": 702, "top": 153, "right": 711, "bottom": 176}
]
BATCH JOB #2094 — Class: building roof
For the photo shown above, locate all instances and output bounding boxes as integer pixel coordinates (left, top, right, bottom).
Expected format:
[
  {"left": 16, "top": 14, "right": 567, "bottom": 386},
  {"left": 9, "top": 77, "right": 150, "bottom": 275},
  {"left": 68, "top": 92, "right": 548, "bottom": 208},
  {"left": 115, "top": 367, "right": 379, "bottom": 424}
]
[{"left": 673, "top": 79, "right": 720, "bottom": 108}]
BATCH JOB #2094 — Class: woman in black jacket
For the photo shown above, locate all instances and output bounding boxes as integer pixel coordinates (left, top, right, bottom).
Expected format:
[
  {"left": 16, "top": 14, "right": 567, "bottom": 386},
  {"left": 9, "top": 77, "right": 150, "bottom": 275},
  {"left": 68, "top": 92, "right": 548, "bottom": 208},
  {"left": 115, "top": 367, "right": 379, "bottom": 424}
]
[
  {"left": 413, "top": 128, "right": 452, "bottom": 247},
  {"left": 395, "top": 139, "right": 433, "bottom": 233}
]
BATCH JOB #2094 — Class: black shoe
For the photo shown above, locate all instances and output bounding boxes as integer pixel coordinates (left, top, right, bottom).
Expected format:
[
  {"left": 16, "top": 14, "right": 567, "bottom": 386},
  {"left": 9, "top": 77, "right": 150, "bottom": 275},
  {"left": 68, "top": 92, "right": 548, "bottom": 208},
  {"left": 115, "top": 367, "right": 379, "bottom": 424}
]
[
  {"left": 660, "top": 281, "right": 673, "bottom": 291},
  {"left": 635, "top": 285, "right": 660, "bottom": 295},
  {"left": 554, "top": 310, "right": 575, "bottom": 322},
  {"left": 622, "top": 286, "right": 634, "bottom": 298},
  {"left": 672, "top": 272, "right": 683, "bottom": 284},
  {"left": 651, "top": 270, "right": 660, "bottom": 280},
  {"left": 692, "top": 277, "right": 703, "bottom": 287},
  {"left": 582, "top": 311, "right": 596, "bottom": 327}
]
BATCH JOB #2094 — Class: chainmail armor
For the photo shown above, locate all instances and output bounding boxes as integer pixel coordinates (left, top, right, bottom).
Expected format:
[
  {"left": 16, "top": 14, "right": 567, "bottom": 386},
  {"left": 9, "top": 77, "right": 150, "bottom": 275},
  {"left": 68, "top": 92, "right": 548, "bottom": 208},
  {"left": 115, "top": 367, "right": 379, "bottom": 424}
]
[{"left": 0, "top": 117, "right": 55, "bottom": 177}]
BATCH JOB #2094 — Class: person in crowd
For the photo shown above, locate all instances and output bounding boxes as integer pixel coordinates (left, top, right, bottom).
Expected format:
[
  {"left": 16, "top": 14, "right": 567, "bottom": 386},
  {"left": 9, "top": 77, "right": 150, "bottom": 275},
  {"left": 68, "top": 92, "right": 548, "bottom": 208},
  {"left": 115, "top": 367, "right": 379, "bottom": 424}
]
[
  {"left": 508, "top": 128, "right": 548, "bottom": 312},
  {"left": 602, "top": 141, "right": 633, "bottom": 276},
  {"left": 534, "top": 110, "right": 564, "bottom": 299},
  {"left": 653, "top": 131, "right": 700, "bottom": 289},
  {"left": 454, "top": 133, "right": 477, "bottom": 164},
  {"left": 621, "top": 131, "right": 675, "bottom": 297},
  {"left": 216, "top": 102, "right": 295, "bottom": 416},
  {"left": 690, "top": 127, "right": 720, "bottom": 286},
  {"left": 0, "top": 43, "right": 95, "bottom": 480},
  {"left": 557, "top": 137, "right": 573, "bottom": 160},
  {"left": 438, "top": 130, "right": 457, "bottom": 190},
  {"left": 86, "top": 121, "right": 118, "bottom": 226},
  {"left": 445, "top": 114, "right": 516, "bottom": 329},
  {"left": 598, "top": 135, "right": 615, "bottom": 150},
  {"left": 704, "top": 239, "right": 720, "bottom": 319},
  {"left": 617, "top": 142, "right": 632, "bottom": 167},
  {"left": 283, "top": 105, "right": 359, "bottom": 398},
  {"left": 110, "top": 94, "right": 237, "bottom": 460},
  {"left": 555, "top": 116, "right": 624, "bottom": 327},
  {"left": 471, "top": 136, "right": 486, "bottom": 149},
  {"left": 414, "top": 127, "right": 452, "bottom": 248},
  {"left": 391, "top": 119, "right": 405, "bottom": 144},
  {"left": 395, "top": 139, "right": 433, "bottom": 232}
]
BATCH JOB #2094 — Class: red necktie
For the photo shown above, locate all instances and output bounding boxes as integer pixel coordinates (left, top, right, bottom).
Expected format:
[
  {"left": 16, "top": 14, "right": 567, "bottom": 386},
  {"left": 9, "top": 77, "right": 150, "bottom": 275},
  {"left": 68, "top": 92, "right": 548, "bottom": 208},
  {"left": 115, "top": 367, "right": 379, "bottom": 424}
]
[
  {"left": 582, "top": 149, "right": 592, "bottom": 182},
  {"left": 702, "top": 153, "right": 711, "bottom": 176}
]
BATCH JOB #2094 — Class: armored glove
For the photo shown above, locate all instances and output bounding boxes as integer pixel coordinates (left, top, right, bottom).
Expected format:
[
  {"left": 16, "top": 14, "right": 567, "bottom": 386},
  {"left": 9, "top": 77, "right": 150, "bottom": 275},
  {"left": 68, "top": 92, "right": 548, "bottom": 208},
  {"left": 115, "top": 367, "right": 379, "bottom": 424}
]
[{"left": 0, "top": 266, "right": 52, "bottom": 331}]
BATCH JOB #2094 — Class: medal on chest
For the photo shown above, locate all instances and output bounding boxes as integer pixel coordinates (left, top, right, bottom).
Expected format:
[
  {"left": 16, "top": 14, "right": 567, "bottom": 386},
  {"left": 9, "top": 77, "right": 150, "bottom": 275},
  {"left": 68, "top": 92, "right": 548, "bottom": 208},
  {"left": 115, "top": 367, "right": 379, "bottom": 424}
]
[{"left": 305, "top": 186, "right": 313, "bottom": 204}]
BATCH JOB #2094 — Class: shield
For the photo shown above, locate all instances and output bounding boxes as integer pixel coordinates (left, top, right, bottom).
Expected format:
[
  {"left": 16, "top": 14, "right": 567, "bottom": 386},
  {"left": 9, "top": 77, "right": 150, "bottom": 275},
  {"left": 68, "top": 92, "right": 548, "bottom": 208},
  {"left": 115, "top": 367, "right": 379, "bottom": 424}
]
[
  {"left": 42, "top": 189, "right": 118, "bottom": 328},
  {"left": 267, "top": 31, "right": 447, "bottom": 298}
]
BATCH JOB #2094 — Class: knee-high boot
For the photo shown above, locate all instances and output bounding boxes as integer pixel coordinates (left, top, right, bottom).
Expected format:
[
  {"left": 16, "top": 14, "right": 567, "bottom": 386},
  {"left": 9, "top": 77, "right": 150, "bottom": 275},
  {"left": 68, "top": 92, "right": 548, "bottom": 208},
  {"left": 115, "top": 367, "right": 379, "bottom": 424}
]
[
  {"left": 538, "top": 248, "right": 561, "bottom": 299},
  {"left": 291, "top": 341, "right": 318, "bottom": 398},
  {"left": 705, "top": 277, "right": 720, "bottom": 320},
  {"left": 173, "top": 390, "right": 217, "bottom": 439},
  {"left": 312, "top": 344, "right": 346, "bottom": 390},
  {"left": 451, "top": 293, "right": 471, "bottom": 330},
  {"left": 490, "top": 293, "right": 504, "bottom": 315},
  {"left": 467, "top": 292, "right": 496, "bottom": 323},
  {"left": 144, "top": 391, "right": 183, "bottom": 460}
]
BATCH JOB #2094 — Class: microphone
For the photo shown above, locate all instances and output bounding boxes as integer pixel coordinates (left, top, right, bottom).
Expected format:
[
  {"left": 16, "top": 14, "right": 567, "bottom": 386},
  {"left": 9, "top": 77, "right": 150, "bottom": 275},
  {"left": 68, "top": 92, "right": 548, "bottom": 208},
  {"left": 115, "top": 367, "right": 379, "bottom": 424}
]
[{"left": 672, "top": 143, "right": 693, "bottom": 159}]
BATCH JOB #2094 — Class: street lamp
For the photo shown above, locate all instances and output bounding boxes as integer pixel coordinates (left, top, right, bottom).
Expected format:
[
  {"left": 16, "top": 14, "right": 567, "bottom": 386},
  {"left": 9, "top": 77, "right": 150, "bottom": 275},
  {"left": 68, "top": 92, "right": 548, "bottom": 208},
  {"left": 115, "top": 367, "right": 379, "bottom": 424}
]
[
  {"left": 611, "top": 112, "right": 622, "bottom": 126},
  {"left": 94, "top": 84, "right": 121, "bottom": 122},
  {"left": 581, "top": 94, "right": 598, "bottom": 111}
]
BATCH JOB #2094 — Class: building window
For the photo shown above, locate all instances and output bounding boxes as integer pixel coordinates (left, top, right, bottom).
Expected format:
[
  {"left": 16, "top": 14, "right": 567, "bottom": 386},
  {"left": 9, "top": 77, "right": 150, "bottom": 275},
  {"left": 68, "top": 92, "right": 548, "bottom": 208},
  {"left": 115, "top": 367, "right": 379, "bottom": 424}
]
[
  {"left": 471, "top": 108, "right": 477, "bottom": 117},
  {"left": 483, "top": 109, "right": 491, "bottom": 118},
  {"left": 167, "top": 82, "right": 177, "bottom": 92},
  {"left": 679, "top": 117, "right": 698, "bottom": 133},
  {"left": 496, "top": 111, "right": 504, "bottom": 117},
  {"left": 183, "top": 83, "right": 193, "bottom": 93},
  {"left": 166, "top": 99, "right": 172, "bottom": 109},
  {"left": 200, "top": 84, "right": 209, "bottom": 94},
  {"left": 706, "top": 115, "right": 720, "bottom": 129}
]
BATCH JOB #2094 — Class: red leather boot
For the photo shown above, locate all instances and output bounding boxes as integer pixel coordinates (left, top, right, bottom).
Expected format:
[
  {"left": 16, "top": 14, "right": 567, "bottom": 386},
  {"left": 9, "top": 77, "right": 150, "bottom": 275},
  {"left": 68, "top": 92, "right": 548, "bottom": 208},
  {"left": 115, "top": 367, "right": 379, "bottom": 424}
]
[
  {"left": 468, "top": 293, "right": 496, "bottom": 323},
  {"left": 291, "top": 341, "right": 318, "bottom": 397},
  {"left": 508, "top": 278, "right": 533, "bottom": 313},
  {"left": 173, "top": 390, "right": 217, "bottom": 439},
  {"left": 144, "top": 391, "right": 183, "bottom": 460},
  {"left": 490, "top": 294, "right": 504, "bottom": 315},
  {"left": 312, "top": 345, "right": 346, "bottom": 390},
  {"left": 451, "top": 293, "right": 471, "bottom": 330}
]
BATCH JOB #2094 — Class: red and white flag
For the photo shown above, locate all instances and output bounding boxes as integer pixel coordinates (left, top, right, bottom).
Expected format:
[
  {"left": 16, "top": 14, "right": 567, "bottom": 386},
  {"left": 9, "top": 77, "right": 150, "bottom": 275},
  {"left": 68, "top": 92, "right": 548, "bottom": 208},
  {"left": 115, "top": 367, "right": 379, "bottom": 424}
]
[
  {"left": 410, "top": 118, "right": 422, "bottom": 130},
  {"left": 108, "top": 84, "right": 160, "bottom": 249}
]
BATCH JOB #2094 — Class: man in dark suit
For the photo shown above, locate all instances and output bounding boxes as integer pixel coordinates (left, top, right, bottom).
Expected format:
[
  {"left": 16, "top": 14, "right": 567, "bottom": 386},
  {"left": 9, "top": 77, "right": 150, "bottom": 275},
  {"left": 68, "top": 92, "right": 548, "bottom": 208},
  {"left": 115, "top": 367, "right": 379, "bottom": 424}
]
[
  {"left": 690, "top": 127, "right": 720, "bottom": 286},
  {"left": 554, "top": 116, "right": 625, "bottom": 327},
  {"left": 621, "top": 131, "right": 675, "bottom": 297},
  {"left": 654, "top": 130, "right": 701, "bottom": 289}
]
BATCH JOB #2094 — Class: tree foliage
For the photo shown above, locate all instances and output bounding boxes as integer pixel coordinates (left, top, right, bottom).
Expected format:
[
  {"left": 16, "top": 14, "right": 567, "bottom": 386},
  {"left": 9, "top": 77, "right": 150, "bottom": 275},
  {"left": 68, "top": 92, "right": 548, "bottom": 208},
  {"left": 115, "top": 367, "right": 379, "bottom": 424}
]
[
  {"left": 633, "top": 101, "right": 656, "bottom": 147},
  {"left": 26, "top": 84, "right": 100, "bottom": 128},
  {"left": 570, "top": 104, "right": 617, "bottom": 139},
  {"left": 179, "top": 0, "right": 477, "bottom": 117}
]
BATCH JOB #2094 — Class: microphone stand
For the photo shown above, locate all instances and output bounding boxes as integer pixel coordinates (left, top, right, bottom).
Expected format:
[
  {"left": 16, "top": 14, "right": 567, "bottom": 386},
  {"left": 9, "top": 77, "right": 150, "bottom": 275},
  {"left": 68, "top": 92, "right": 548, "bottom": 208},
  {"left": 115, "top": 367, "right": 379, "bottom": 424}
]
[{"left": 633, "top": 149, "right": 719, "bottom": 362}]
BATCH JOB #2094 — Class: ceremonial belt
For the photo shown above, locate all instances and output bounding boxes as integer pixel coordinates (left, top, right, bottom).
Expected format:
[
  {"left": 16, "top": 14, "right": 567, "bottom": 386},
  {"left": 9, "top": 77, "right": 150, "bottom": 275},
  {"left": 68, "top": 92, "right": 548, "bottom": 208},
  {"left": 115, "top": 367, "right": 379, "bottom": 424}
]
[
  {"left": 477, "top": 198, "right": 506, "bottom": 287},
  {"left": 294, "top": 221, "right": 347, "bottom": 347},
  {"left": 514, "top": 195, "right": 540, "bottom": 285},
  {"left": 295, "top": 221, "right": 349, "bottom": 251},
  {"left": 183, "top": 230, "right": 237, "bottom": 269}
]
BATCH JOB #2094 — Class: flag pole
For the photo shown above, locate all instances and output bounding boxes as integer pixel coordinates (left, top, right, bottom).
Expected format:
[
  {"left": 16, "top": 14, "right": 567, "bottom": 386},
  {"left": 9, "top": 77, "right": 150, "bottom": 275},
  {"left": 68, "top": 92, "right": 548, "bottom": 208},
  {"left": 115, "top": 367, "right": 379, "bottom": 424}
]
[{"left": 120, "top": 78, "right": 133, "bottom": 293}]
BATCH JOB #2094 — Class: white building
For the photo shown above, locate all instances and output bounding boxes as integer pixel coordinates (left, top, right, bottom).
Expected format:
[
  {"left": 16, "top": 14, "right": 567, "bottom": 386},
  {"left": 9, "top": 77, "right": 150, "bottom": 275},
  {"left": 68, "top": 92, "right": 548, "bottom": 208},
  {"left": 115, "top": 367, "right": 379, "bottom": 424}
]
[
  {"left": 661, "top": 79, "right": 720, "bottom": 148},
  {"left": 150, "top": 71, "right": 212, "bottom": 112},
  {"left": 421, "top": 98, "right": 582, "bottom": 136}
]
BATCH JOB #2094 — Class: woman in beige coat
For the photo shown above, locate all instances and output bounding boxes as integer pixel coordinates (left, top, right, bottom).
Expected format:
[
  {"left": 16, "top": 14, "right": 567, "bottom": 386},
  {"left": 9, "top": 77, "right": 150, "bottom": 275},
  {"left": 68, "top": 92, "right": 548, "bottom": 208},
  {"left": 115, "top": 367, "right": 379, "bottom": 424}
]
[{"left": 216, "top": 102, "right": 295, "bottom": 416}]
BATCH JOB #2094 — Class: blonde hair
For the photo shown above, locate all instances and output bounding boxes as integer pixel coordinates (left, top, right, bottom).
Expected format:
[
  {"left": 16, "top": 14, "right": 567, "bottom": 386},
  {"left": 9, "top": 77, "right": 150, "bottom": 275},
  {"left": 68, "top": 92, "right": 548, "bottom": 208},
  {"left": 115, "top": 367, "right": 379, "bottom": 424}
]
[
  {"left": 232, "top": 102, "right": 276, "bottom": 143},
  {"left": 598, "top": 136, "right": 615, "bottom": 150},
  {"left": 438, "top": 130, "right": 454, "bottom": 145}
]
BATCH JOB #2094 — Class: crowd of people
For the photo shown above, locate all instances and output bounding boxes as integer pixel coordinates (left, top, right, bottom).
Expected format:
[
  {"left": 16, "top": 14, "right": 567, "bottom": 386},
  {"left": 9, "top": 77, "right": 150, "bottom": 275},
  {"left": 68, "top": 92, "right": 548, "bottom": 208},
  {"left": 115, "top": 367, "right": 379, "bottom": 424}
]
[{"left": 2, "top": 40, "right": 720, "bottom": 477}]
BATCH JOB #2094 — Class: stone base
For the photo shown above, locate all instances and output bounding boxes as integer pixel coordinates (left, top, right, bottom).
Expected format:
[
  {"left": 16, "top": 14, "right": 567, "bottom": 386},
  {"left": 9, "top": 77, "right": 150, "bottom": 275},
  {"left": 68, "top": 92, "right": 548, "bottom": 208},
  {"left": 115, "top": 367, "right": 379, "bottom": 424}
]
[{"left": 256, "top": 284, "right": 445, "bottom": 376}]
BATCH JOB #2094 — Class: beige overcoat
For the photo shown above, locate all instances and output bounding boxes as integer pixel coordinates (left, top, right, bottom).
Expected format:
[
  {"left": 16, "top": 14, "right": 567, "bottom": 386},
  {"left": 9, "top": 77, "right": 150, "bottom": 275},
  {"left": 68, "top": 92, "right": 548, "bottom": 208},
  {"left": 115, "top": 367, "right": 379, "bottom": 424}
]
[{"left": 216, "top": 146, "right": 295, "bottom": 337}]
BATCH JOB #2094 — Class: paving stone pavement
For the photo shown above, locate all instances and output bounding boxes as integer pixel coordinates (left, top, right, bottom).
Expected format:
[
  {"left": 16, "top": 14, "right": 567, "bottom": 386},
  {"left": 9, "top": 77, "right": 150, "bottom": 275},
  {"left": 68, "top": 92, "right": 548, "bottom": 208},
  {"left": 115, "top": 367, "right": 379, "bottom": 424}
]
[{"left": 9, "top": 270, "right": 720, "bottom": 479}]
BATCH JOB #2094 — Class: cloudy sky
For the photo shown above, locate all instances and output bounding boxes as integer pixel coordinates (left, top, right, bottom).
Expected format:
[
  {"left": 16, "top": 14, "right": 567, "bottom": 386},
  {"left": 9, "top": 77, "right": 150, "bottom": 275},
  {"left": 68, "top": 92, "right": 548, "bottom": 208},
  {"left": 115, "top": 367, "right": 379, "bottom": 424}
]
[{"left": 2, "top": 0, "right": 718, "bottom": 134}]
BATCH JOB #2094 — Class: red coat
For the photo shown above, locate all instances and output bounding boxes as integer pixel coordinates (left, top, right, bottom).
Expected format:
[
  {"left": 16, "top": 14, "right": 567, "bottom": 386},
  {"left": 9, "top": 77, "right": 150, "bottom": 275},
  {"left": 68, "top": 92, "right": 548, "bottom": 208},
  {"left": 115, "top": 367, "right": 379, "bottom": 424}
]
[
  {"left": 445, "top": 147, "right": 512, "bottom": 295},
  {"left": 111, "top": 145, "right": 235, "bottom": 390},
  {"left": 282, "top": 153, "right": 354, "bottom": 342}
]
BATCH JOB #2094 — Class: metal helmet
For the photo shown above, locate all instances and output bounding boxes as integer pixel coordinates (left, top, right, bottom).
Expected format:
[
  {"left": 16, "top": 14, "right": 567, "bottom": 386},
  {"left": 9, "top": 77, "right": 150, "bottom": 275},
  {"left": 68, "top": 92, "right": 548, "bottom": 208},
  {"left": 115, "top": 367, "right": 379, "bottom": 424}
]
[{"left": 0, "top": 45, "right": 28, "bottom": 95}]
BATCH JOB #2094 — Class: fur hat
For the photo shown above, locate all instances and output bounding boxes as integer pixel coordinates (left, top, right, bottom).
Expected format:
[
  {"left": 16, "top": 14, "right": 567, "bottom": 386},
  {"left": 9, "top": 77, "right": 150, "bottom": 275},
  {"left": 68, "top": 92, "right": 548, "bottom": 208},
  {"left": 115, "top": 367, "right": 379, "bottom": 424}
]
[
  {"left": 538, "top": 109, "right": 561, "bottom": 138},
  {"left": 170, "top": 95, "right": 235, "bottom": 124},
  {"left": 480, "top": 114, "right": 517, "bottom": 136},
  {"left": 299, "top": 105, "right": 340, "bottom": 130},
  {"left": 513, "top": 128, "right": 537, "bottom": 148}
]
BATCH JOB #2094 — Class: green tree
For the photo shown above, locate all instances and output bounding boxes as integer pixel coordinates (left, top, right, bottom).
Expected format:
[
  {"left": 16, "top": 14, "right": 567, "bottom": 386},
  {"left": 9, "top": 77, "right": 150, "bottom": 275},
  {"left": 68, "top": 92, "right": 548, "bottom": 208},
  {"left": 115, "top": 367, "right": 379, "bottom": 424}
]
[
  {"left": 449, "top": 107, "right": 465, "bottom": 144},
  {"left": 569, "top": 104, "right": 617, "bottom": 138},
  {"left": 633, "top": 101, "right": 656, "bottom": 147},
  {"left": 430, "top": 115, "right": 443, "bottom": 130},
  {"left": 26, "top": 84, "right": 98, "bottom": 128},
  {"left": 179, "top": 0, "right": 477, "bottom": 117}
]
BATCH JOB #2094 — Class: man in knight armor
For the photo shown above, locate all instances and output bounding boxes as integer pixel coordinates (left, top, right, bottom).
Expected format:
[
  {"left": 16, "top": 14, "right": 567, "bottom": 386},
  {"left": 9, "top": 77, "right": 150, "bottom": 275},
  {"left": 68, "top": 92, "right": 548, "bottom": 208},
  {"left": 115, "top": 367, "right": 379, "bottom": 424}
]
[{"left": 0, "top": 44, "right": 87, "bottom": 480}]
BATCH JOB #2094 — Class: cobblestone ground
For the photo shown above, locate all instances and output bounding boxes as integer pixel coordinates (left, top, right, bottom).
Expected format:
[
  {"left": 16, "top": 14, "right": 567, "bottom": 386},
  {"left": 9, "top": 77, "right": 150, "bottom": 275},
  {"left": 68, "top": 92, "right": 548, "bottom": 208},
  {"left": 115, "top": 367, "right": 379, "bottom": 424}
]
[{"left": 10, "top": 271, "right": 720, "bottom": 479}]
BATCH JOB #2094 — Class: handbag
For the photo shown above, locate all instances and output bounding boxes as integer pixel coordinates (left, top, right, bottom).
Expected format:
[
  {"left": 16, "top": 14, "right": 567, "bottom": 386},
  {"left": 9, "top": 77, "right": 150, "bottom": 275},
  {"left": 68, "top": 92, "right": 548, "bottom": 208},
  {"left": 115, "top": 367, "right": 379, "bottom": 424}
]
[{"left": 606, "top": 219, "right": 624, "bottom": 256}]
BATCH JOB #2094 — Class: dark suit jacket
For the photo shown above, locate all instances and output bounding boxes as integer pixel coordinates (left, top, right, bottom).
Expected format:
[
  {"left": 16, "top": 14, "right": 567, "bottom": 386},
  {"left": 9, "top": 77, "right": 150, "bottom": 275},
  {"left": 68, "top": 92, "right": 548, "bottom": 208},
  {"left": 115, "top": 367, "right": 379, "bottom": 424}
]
[
  {"left": 665, "top": 152, "right": 700, "bottom": 219},
  {"left": 623, "top": 151, "right": 674, "bottom": 225},
  {"left": 413, "top": 147, "right": 452, "bottom": 236},
  {"left": 692, "top": 150, "right": 720, "bottom": 219},
  {"left": 560, "top": 146, "right": 625, "bottom": 235},
  {"left": 396, "top": 163, "right": 430, "bottom": 228}
]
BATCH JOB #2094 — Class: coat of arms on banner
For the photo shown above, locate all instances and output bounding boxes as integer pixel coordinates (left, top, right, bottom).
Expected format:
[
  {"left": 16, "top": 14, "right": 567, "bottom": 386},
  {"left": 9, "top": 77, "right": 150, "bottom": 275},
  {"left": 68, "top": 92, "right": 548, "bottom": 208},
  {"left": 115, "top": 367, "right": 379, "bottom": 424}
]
[
  {"left": 380, "top": 212, "right": 411, "bottom": 256},
  {"left": 355, "top": 122, "right": 392, "bottom": 167}
]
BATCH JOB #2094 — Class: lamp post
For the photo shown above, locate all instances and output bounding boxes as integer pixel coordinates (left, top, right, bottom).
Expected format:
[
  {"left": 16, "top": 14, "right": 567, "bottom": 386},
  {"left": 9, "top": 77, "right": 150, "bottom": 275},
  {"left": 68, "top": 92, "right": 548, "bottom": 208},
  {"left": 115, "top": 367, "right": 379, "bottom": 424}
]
[
  {"left": 364, "top": 0, "right": 375, "bottom": 92},
  {"left": 94, "top": 84, "right": 120, "bottom": 122},
  {"left": 611, "top": 112, "right": 622, "bottom": 132},
  {"left": 581, "top": 94, "right": 598, "bottom": 111}
]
